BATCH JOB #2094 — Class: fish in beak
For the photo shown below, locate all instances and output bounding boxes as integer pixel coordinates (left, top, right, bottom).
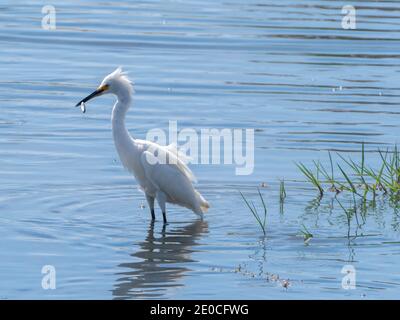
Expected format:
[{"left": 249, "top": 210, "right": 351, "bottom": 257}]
[{"left": 75, "top": 84, "right": 109, "bottom": 112}]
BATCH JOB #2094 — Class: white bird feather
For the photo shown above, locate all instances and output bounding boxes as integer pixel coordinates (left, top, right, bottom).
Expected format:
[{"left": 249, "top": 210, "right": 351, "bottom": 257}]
[{"left": 76, "top": 67, "right": 209, "bottom": 223}]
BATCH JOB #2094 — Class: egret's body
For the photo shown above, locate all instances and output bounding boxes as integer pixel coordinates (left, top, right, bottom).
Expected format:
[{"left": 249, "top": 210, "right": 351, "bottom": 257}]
[{"left": 76, "top": 68, "right": 209, "bottom": 223}]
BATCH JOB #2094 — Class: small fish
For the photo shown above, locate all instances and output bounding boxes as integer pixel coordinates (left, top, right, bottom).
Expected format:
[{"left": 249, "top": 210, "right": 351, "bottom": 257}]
[{"left": 80, "top": 102, "right": 86, "bottom": 113}]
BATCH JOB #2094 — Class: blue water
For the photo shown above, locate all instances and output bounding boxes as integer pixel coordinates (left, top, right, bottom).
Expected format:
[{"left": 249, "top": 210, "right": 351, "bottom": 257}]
[{"left": 1, "top": 0, "right": 400, "bottom": 299}]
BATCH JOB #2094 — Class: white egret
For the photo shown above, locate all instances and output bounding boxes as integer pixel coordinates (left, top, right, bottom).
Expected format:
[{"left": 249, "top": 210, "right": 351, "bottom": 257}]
[{"left": 76, "top": 67, "right": 209, "bottom": 223}]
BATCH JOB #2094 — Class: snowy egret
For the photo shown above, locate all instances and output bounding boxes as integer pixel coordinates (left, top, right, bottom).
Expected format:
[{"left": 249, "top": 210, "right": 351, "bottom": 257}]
[{"left": 76, "top": 67, "right": 209, "bottom": 223}]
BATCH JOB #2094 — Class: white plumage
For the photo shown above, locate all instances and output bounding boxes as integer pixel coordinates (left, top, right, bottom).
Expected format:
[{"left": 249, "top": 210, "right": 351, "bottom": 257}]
[{"left": 76, "top": 67, "right": 209, "bottom": 223}]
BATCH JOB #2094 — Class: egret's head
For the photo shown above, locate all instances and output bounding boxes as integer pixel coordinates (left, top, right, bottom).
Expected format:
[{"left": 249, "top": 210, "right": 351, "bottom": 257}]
[{"left": 75, "top": 67, "right": 133, "bottom": 108}]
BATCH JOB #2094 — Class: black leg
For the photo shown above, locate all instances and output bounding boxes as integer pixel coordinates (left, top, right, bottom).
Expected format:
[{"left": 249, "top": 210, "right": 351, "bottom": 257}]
[
  {"left": 162, "top": 211, "right": 167, "bottom": 224},
  {"left": 161, "top": 223, "right": 166, "bottom": 235},
  {"left": 146, "top": 194, "right": 156, "bottom": 221}
]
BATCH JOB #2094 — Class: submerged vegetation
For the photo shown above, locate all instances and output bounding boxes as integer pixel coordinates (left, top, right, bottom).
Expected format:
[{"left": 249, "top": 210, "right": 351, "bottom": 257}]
[
  {"left": 241, "top": 145, "right": 400, "bottom": 239},
  {"left": 279, "top": 179, "right": 287, "bottom": 202},
  {"left": 239, "top": 188, "right": 267, "bottom": 235},
  {"left": 279, "top": 179, "right": 286, "bottom": 214},
  {"left": 300, "top": 224, "right": 313, "bottom": 244},
  {"left": 296, "top": 144, "right": 400, "bottom": 202}
]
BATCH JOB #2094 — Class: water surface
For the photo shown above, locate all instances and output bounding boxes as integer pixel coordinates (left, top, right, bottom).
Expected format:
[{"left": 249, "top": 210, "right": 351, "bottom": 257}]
[{"left": 1, "top": 0, "right": 400, "bottom": 299}]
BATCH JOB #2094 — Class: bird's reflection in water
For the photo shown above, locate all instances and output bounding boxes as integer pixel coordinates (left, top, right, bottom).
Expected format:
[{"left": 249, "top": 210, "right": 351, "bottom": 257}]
[{"left": 112, "top": 219, "right": 208, "bottom": 299}]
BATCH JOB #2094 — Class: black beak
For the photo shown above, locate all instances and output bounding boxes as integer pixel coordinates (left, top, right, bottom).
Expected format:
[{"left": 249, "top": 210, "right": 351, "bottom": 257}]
[{"left": 75, "top": 86, "right": 107, "bottom": 107}]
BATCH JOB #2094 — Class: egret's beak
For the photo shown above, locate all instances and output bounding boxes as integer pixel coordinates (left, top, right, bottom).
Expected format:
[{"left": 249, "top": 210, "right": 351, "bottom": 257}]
[{"left": 75, "top": 84, "right": 109, "bottom": 107}]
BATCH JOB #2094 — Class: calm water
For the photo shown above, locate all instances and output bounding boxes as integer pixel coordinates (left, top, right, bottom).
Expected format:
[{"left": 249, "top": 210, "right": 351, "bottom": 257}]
[{"left": 1, "top": 0, "right": 400, "bottom": 299}]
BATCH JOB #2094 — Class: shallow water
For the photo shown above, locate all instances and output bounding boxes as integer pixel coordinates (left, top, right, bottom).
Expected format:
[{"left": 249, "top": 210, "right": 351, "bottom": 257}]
[{"left": 1, "top": 0, "right": 400, "bottom": 299}]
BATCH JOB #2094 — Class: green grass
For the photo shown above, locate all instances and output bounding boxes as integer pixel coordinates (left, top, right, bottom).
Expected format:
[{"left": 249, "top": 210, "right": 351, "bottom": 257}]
[
  {"left": 296, "top": 162, "right": 324, "bottom": 197},
  {"left": 279, "top": 179, "right": 286, "bottom": 214},
  {"left": 239, "top": 188, "right": 267, "bottom": 236},
  {"left": 280, "top": 179, "right": 287, "bottom": 202},
  {"left": 300, "top": 224, "right": 313, "bottom": 244},
  {"left": 335, "top": 197, "right": 353, "bottom": 223},
  {"left": 297, "top": 144, "right": 400, "bottom": 201}
]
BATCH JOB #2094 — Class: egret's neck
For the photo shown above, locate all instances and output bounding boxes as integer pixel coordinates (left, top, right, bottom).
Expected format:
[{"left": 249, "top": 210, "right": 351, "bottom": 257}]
[{"left": 112, "top": 92, "right": 133, "bottom": 143}]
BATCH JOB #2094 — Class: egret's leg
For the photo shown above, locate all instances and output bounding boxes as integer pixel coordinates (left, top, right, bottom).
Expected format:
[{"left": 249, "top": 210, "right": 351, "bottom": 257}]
[
  {"left": 145, "top": 194, "right": 155, "bottom": 220},
  {"left": 156, "top": 191, "right": 167, "bottom": 224},
  {"left": 161, "top": 222, "right": 166, "bottom": 236},
  {"left": 162, "top": 212, "right": 167, "bottom": 224}
]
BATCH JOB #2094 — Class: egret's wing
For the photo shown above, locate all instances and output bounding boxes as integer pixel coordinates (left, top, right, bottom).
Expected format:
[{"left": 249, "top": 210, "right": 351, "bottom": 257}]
[
  {"left": 165, "top": 142, "right": 192, "bottom": 162},
  {"left": 140, "top": 151, "right": 198, "bottom": 203},
  {"left": 164, "top": 143, "right": 197, "bottom": 182},
  {"left": 141, "top": 141, "right": 197, "bottom": 183}
]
